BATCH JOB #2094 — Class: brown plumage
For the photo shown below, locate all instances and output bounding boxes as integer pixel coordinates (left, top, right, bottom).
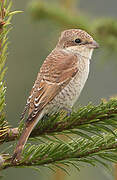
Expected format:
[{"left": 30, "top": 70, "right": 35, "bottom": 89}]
[{"left": 12, "top": 29, "right": 99, "bottom": 163}]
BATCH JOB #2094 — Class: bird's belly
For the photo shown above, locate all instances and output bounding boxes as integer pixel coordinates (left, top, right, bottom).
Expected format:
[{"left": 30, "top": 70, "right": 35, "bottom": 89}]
[{"left": 47, "top": 61, "right": 89, "bottom": 113}]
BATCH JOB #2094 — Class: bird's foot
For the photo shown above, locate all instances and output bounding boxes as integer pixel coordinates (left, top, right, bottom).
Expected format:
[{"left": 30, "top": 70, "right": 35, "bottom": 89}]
[{"left": 61, "top": 107, "right": 72, "bottom": 117}]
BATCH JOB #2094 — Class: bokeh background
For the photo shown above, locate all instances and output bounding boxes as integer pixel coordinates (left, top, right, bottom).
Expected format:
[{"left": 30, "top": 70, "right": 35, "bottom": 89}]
[{"left": 3, "top": 0, "right": 117, "bottom": 179}]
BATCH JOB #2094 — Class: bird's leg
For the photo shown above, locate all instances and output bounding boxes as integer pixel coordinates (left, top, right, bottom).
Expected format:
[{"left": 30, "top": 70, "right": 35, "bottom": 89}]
[{"left": 61, "top": 107, "right": 72, "bottom": 117}]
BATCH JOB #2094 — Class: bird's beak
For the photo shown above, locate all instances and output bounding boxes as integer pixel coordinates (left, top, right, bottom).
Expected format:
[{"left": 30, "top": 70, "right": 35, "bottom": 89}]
[{"left": 89, "top": 40, "right": 99, "bottom": 49}]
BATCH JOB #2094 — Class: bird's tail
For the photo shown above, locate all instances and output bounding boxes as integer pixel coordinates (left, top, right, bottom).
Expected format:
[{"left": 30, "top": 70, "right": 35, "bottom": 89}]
[{"left": 12, "top": 119, "right": 37, "bottom": 163}]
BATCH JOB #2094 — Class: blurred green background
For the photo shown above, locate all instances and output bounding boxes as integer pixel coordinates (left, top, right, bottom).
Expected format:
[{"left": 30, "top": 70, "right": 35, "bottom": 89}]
[{"left": 3, "top": 0, "right": 117, "bottom": 179}]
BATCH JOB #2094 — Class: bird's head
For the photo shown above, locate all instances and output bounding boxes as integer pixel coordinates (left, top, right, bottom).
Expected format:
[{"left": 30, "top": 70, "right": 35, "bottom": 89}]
[{"left": 56, "top": 29, "right": 99, "bottom": 59}]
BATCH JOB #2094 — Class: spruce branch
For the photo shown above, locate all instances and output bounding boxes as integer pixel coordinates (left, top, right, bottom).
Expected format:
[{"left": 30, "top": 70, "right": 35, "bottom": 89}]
[
  {"left": 0, "top": 98, "right": 117, "bottom": 144},
  {"left": 1, "top": 129, "right": 117, "bottom": 172},
  {"left": 28, "top": 1, "right": 117, "bottom": 54},
  {"left": 0, "top": 0, "right": 10, "bottom": 143},
  {"left": 1, "top": 97, "right": 117, "bottom": 172},
  {"left": 0, "top": 1, "right": 22, "bottom": 143}
]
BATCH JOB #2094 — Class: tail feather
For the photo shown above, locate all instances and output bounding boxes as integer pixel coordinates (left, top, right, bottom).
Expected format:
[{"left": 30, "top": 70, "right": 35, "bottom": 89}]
[{"left": 12, "top": 119, "right": 37, "bottom": 163}]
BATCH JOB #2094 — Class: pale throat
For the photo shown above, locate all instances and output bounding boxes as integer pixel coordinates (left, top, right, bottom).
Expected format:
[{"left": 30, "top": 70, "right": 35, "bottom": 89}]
[{"left": 65, "top": 46, "right": 93, "bottom": 59}]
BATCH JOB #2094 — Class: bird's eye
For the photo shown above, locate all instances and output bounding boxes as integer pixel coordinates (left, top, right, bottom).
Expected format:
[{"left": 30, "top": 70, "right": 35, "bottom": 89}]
[{"left": 75, "top": 38, "right": 81, "bottom": 44}]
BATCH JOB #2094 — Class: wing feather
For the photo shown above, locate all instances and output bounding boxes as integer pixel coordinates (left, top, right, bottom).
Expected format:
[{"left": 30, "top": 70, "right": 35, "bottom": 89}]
[{"left": 23, "top": 49, "right": 78, "bottom": 122}]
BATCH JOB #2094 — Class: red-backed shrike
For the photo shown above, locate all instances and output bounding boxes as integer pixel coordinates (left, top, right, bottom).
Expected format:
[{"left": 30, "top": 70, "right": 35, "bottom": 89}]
[{"left": 12, "top": 29, "right": 99, "bottom": 163}]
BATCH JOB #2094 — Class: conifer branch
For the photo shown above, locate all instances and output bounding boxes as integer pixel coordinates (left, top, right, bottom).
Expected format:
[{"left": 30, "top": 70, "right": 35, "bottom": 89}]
[
  {"left": 1, "top": 129, "right": 117, "bottom": 171},
  {"left": 0, "top": 0, "right": 22, "bottom": 145},
  {"left": 0, "top": 0, "right": 10, "bottom": 144},
  {"left": 1, "top": 97, "right": 117, "bottom": 172},
  {"left": 1, "top": 98, "right": 117, "bottom": 144}
]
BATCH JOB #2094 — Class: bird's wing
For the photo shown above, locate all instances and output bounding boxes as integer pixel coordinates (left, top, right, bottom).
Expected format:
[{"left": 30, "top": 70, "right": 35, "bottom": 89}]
[
  {"left": 24, "top": 49, "right": 78, "bottom": 123},
  {"left": 12, "top": 50, "right": 79, "bottom": 162}
]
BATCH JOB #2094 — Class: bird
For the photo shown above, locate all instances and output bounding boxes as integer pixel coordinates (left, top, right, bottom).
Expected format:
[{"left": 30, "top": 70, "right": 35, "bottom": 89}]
[{"left": 12, "top": 29, "right": 99, "bottom": 163}]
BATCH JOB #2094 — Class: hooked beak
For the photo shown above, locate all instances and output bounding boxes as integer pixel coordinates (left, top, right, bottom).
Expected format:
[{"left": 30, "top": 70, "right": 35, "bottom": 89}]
[{"left": 89, "top": 40, "right": 99, "bottom": 49}]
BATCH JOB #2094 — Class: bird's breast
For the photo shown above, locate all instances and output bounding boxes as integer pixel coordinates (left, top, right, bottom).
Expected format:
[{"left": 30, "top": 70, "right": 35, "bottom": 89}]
[
  {"left": 47, "top": 56, "right": 90, "bottom": 113},
  {"left": 62, "top": 56, "right": 90, "bottom": 106}
]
